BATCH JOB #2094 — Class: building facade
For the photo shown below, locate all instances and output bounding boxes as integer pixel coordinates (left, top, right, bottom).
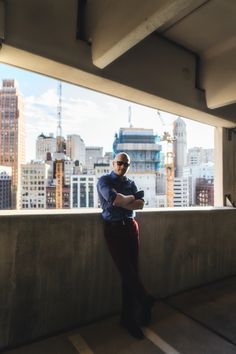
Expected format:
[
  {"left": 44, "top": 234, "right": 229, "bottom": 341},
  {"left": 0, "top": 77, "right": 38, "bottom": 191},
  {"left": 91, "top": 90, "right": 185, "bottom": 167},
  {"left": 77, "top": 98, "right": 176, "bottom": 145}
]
[
  {"left": 0, "top": 79, "right": 25, "bottom": 208},
  {"left": 20, "top": 161, "right": 51, "bottom": 209},
  {"left": 173, "top": 177, "right": 189, "bottom": 207},
  {"left": 36, "top": 133, "right": 56, "bottom": 161},
  {"left": 113, "top": 127, "right": 161, "bottom": 172},
  {"left": 85, "top": 146, "right": 103, "bottom": 173},
  {"left": 70, "top": 175, "right": 97, "bottom": 208},
  {"left": 128, "top": 172, "right": 158, "bottom": 207},
  {"left": 196, "top": 178, "right": 214, "bottom": 206},
  {"left": 185, "top": 162, "right": 214, "bottom": 206},
  {"left": 66, "top": 134, "right": 86, "bottom": 165},
  {"left": 46, "top": 186, "right": 70, "bottom": 209},
  {"left": 187, "top": 147, "right": 214, "bottom": 166},
  {"left": 63, "top": 160, "right": 75, "bottom": 186},
  {"left": 0, "top": 166, "right": 12, "bottom": 209},
  {"left": 94, "top": 163, "right": 111, "bottom": 179}
]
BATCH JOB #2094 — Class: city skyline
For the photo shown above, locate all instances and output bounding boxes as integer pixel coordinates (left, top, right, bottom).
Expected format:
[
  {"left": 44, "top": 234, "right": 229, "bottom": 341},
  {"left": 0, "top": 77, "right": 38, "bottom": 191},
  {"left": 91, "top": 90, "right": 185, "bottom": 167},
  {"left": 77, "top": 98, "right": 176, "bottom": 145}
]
[
  {"left": 0, "top": 75, "right": 215, "bottom": 210},
  {"left": 0, "top": 63, "right": 214, "bottom": 162}
]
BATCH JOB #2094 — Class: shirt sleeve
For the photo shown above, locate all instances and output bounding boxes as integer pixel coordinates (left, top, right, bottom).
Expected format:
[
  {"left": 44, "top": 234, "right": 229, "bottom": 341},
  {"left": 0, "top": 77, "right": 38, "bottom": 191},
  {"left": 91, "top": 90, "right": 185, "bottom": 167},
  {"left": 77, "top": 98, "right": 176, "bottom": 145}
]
[
  {"left": 130, "top": 180, "right": 138, "bottom": 194},
  {"left": 97, "top": 176, "right": 117, "bottom": 203},
  {"left": 131, "top": 180, "right": 145, "bottom": 201}
]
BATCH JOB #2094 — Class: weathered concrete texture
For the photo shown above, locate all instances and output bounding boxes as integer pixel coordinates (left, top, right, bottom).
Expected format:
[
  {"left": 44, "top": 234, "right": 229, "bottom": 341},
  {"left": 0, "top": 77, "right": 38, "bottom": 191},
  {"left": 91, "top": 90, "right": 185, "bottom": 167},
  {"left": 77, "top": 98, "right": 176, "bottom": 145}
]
[
  {"left": 149, "top": 301, "right": 236, "bottom": 354},
  {"left": 0, "top": 209, "right": 236, "bottom": 349},
  {"left": 0, "top": 213, "right": 120, "bottom": 350},
  {"left": 138, "top": 209, "right": 236, "bottom": 298},
  {"left": 167, "top": 276, "right": 236, "bottom": 345},
  {"left": 4, "top": 278, "right": 236, "bottom": 354}
]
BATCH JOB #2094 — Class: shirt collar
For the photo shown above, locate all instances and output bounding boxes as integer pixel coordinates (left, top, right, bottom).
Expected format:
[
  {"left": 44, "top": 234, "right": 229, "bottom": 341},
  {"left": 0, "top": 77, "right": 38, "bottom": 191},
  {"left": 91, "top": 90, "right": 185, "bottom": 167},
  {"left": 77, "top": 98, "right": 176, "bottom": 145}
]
[{"left": 111, "top": 171, "right": 128, "bottom": 181}]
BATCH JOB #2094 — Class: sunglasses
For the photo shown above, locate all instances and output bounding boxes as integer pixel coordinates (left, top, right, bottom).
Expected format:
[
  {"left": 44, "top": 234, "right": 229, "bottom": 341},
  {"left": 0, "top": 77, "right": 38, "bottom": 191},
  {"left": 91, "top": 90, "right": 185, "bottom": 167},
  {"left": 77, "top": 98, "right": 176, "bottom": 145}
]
[{"left": 116, "top": 161, "right": 130, "bottom": 168}]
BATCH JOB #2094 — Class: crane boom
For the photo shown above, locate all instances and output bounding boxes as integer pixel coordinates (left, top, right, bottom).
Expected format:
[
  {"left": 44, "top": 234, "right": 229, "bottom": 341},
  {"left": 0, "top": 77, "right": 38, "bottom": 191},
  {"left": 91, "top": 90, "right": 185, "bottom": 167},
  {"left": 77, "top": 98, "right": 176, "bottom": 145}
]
[{"left": 157, "top": 110, "right": 175, "bottom": 207}]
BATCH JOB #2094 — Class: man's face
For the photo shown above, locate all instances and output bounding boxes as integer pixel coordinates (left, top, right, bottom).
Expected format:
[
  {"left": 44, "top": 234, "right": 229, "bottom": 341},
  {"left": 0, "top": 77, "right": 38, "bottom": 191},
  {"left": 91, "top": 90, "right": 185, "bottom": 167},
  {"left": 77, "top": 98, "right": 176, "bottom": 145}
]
[{"left": 113, "top": 154, "right": 130, "bottom": 177}]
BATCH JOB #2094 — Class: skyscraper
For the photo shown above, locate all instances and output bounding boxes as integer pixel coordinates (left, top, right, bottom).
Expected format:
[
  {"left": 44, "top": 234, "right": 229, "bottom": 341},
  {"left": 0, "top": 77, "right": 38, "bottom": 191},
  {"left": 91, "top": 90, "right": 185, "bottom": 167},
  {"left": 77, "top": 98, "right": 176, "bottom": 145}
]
[
  {"left": 173, "top": 117, "right": 187, "bottom": 178},
  {"left": 0, "top": 79, "right": 25, "bottom": 208},
  {"left": 172, "top": 117, "right": 189, "bottom": 207}
]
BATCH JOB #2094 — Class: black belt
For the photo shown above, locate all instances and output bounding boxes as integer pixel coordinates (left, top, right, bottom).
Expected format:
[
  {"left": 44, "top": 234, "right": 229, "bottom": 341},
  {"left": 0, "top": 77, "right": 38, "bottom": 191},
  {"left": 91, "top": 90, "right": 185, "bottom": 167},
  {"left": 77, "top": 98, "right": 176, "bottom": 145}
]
[{"left": 105, "top": 218, "right": 133, "bottom": 226}]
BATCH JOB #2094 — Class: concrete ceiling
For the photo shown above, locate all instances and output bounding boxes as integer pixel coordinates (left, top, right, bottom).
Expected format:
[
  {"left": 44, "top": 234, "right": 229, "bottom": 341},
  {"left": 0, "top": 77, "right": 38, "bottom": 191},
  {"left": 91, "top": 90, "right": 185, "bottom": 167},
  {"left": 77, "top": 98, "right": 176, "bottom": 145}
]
[
  {"left": 84, "top": 0, "right": 236, "bottom": 110},
  {"left": 0, "top": 0, "right": 236, "bottom": 127},
  {"left": 159, "top": 0, "right": 236, "bottom": 109},
  {"left": 84, "top": 0, "right": 207, "bottom": 68}
]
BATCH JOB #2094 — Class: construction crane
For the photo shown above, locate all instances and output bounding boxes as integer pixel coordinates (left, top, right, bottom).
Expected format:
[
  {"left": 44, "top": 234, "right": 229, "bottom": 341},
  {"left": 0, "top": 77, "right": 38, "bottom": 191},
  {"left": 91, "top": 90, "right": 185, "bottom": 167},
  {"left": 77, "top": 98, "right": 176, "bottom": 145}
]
[
  {"left": 157, "top": 110, "right": 175, "bottom": 207},
  {"left": 55, "top": 81, "right": 64, "bottom": 209}
]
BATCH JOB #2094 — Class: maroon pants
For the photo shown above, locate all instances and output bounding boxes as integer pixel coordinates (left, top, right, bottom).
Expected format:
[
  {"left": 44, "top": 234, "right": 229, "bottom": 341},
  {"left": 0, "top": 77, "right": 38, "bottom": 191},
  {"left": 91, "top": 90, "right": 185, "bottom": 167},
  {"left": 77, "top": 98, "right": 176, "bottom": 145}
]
[{"left": 104, "top": 219, "right": 148, "bottom": 323}]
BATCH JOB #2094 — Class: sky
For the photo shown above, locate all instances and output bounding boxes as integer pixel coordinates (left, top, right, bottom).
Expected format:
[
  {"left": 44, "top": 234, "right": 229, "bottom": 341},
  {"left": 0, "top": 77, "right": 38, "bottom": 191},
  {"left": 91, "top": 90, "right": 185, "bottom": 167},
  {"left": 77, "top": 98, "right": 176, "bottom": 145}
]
[{"left": 0, "top": 63, "right": 214, "bottom": 162}]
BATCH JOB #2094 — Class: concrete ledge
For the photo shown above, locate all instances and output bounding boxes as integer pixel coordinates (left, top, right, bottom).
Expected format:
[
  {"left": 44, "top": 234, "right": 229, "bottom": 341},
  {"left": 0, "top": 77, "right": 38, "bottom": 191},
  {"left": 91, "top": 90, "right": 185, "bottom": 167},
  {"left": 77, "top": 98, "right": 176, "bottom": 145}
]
[{"left": 0, "top": 209, "right": 236, "bottom": 349}]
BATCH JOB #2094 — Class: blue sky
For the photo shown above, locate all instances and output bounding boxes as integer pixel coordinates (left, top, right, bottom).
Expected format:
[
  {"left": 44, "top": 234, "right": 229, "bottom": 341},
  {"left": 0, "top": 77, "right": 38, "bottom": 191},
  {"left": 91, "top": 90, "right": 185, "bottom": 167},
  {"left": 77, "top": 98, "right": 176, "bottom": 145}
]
[{"left": 0, "top": 63, "right": 214, "bottom": 162}]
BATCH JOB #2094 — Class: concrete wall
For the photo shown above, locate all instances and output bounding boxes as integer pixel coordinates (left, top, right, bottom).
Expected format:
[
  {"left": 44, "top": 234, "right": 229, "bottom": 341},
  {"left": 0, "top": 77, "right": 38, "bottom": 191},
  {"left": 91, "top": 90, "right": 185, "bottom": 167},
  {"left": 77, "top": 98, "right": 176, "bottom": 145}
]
[
  {"left": 0, "top": 209, "right": 236, "bottom": 349},
  {"left": 223, "top": 127, "right": 236, "bottom": 204}
]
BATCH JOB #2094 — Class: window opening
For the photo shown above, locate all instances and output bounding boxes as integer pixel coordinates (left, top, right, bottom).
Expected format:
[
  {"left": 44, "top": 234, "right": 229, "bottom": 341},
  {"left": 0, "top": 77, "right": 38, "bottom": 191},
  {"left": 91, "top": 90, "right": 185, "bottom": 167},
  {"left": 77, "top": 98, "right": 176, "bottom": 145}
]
[{"left": 0, "top": 63, "right": 214, "bottom": 211}]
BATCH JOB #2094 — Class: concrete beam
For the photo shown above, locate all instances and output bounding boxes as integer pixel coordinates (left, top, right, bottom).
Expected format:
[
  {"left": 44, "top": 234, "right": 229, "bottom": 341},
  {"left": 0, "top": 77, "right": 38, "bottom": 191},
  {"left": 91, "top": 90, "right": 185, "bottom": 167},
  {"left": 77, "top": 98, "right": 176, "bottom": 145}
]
[
  {"left": 202, "top": 43, "right": 236, "bottom": 108},
  {"left": 85, "top": 0, "right": 207, "bottom": 68},
  {"left": 1, "top": 44, "right": 235, "bottom": 129},
  {"left": 0, "top": 0, "right": 5, "bottom": 40},
  {"left": 2, "top": 0, "right": 236, "bottom": 125}
]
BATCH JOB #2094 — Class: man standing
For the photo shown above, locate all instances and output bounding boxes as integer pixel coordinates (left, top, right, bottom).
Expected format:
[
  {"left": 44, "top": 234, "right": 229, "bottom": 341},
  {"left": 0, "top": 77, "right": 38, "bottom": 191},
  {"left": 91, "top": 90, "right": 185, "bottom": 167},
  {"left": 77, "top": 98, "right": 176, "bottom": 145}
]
[{"left": 97, "top": 152, "right": 155, "bottom": 339}]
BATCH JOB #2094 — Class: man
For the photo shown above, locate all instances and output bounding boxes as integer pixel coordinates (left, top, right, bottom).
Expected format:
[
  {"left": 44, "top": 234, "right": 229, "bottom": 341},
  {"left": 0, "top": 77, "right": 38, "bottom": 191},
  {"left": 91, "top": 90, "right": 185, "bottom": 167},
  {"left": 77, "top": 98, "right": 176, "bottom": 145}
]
[{"left": 97, "top": 152, "right": 155, "bottom": 339}]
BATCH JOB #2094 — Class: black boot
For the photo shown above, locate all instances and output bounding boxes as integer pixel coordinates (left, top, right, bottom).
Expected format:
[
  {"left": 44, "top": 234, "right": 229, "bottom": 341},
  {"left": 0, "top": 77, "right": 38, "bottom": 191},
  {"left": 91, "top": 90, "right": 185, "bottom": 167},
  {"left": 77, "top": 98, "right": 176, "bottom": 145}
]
[
  {"left": 120, "top": 319, "right": 144, "bottom": 339},
  {"left": 138, "top": 295, "right": 156, "bottom": 326}
]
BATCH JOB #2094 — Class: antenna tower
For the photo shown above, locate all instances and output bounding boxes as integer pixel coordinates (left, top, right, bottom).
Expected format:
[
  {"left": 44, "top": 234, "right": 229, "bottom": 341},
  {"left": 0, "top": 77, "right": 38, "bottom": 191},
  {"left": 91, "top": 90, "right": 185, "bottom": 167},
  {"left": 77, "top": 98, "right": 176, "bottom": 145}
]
[
  {"left": 55, "top": 81, "right": 64, "bottom": 208},
  {"left": 57, "top": 81, "right": 62, "bottom": 138},
  {"left": 128, "top": 106, "right": 133, "bottom": 128},
  {"left": 56, "top": 81, "right": 64, "bottom": 153}
]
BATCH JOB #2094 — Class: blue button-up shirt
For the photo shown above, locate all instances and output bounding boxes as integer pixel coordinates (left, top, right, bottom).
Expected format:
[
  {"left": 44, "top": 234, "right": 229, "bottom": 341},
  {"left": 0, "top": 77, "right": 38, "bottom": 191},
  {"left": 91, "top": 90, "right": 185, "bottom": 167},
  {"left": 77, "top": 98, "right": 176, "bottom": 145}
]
[{"left": 97, "top": 171, "right": 139, "bottom": 221}]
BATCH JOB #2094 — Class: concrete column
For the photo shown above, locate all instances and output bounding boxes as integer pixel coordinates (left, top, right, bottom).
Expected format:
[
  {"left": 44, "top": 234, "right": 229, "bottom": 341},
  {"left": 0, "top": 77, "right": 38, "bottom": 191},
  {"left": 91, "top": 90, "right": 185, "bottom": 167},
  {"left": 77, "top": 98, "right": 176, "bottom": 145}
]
[
  {"left": 214, "top": 127, "right": 223, "bottom": 206},
  {"left": 222, "top": 127, "right": 236, "bottom": 205}
]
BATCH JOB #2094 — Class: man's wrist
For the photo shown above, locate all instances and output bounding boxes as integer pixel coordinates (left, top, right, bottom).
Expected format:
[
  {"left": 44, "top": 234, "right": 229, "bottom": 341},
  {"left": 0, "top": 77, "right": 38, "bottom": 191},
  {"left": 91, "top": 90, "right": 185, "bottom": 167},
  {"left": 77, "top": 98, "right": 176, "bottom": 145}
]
[
  {"left": 113, "top": 193, "right": 134, "bottom": 207},
  {"left": 127, "top": 195, "right": 135, "bottom": 202},
  {"left": 133, "top": 190, "right": 144, "bottom": 200}
]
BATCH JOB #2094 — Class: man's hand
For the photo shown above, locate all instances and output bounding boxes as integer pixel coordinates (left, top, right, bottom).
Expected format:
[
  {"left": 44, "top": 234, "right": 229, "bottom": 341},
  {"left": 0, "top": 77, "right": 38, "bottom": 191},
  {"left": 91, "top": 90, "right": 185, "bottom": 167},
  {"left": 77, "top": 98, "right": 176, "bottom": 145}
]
[
  {"left": 124, "top": 199, "right": 144, "bottom": 210},
  {"left": 113, "top": 193, "right": 135, "bottom": 207},
  {"left": 113, "top": 193, "right": 144, "bottom": 210}
]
